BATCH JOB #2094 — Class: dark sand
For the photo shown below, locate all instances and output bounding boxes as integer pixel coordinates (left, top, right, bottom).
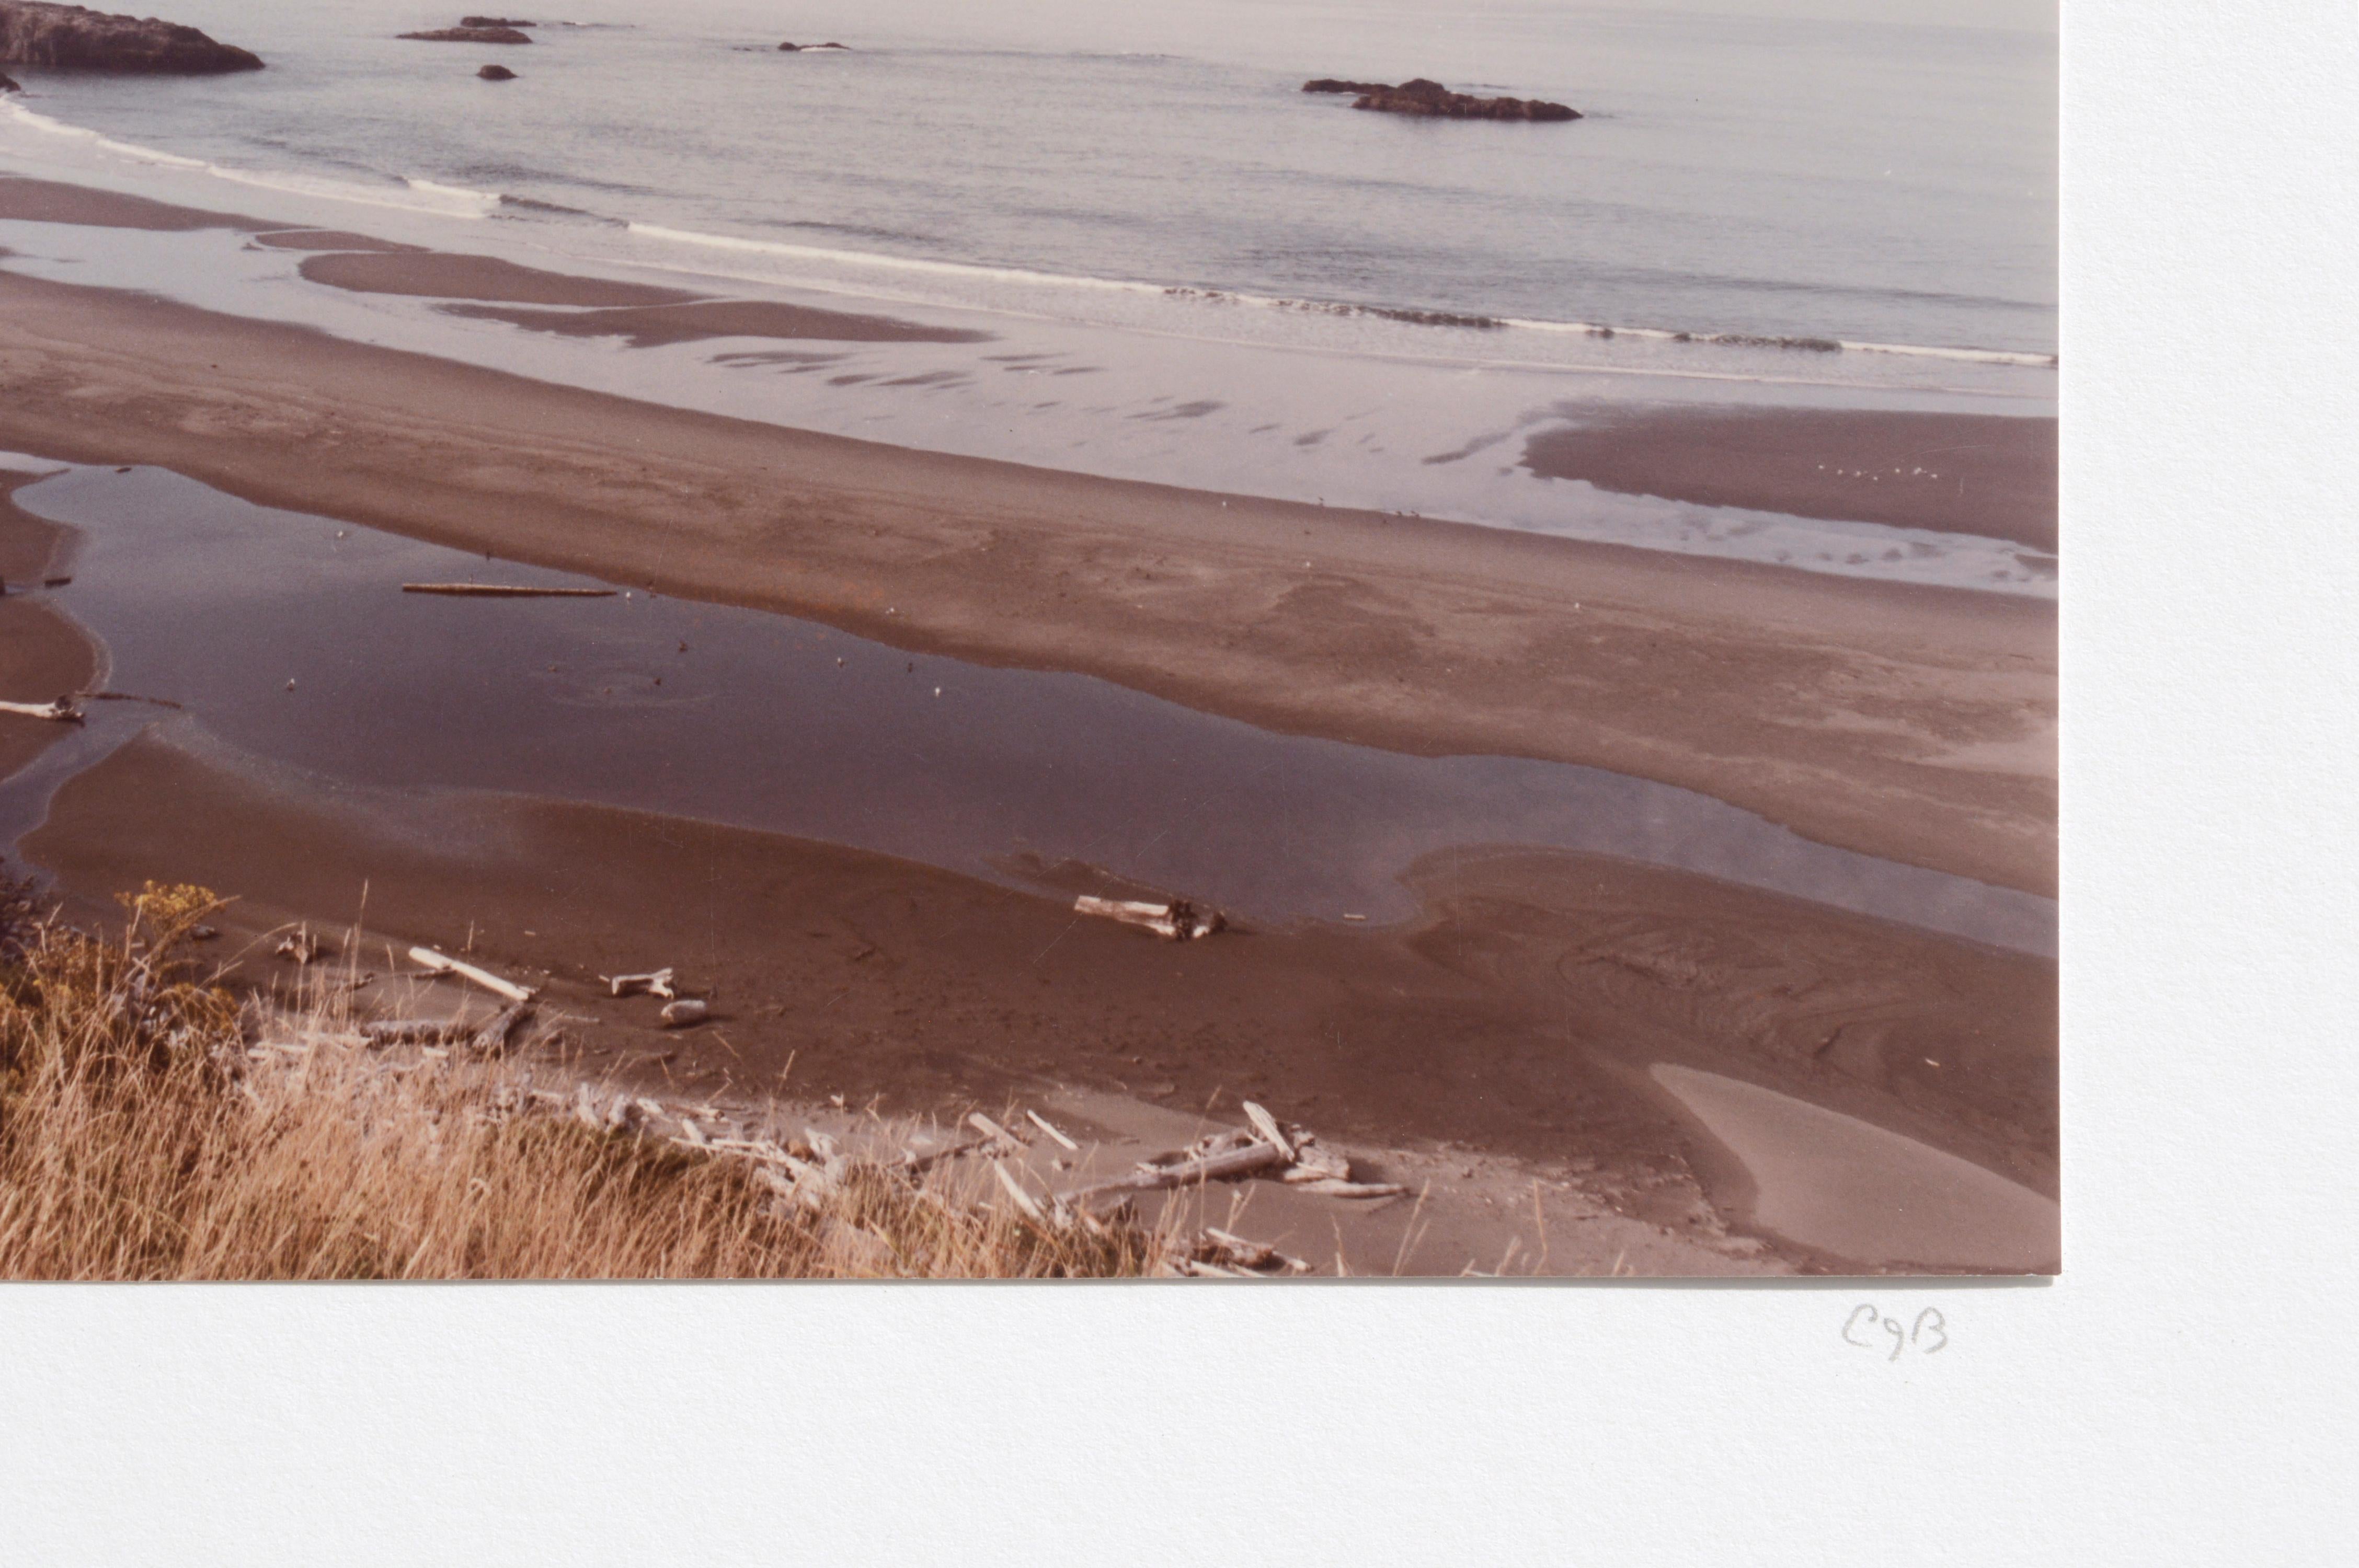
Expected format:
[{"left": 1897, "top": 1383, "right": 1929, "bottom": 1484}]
[
  {"left": 1523, "top": 405, "right": 2058, "bottom": 553},
  {"left": 0, "top": 262, "right": 2056, "bottom": 895},
  {"left": 0, "top": 174, "right": 273, "bottom": 233},
  {"left": 23, "top": 728, "right": 2056, "bottom": 1268},
  {"left": 296, "top": 250, "right": 992, "bottom": 344},
  {"left": 438, "top": 299, "right": 997, "bottom": 347},
  {"left": 296, "top": 249, "right": 698, "bottom": 307},
  {"left": 250, "top": 230, "right": 428, "bottom": 253},
  {"left": 0, "top": 477, "right": 97, "bottom": 782}
]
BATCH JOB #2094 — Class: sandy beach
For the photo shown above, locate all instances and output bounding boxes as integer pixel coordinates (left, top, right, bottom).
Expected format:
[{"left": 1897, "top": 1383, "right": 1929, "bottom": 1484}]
[
  {"left": 0, "top": 172, "right": 2057, "bottom": 1272},
  {"left": 0, "top": 174, "right": 2056, "bottom": 897},
  {"left": 20, "top": 721, "right": 2055, "bottom": 1273}
]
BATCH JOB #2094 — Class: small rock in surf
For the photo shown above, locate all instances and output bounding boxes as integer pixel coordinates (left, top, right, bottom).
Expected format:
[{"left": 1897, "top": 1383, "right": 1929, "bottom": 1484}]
[
  {"left": 1302, "top": 75, "right": 1580, "bottom": 121},
  {"left": 398, "top": 26, "right": 531, "bottom": 45}
]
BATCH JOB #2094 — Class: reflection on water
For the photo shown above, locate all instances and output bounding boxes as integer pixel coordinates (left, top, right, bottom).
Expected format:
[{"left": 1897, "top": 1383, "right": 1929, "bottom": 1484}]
[{"left": 3, "top": 464, "right": 2054, "bottom": 952}]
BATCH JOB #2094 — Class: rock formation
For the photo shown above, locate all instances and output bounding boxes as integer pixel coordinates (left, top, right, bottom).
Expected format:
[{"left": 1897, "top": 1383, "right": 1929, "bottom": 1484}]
[
  {"left": 398, "top": 26, "right": 531, "bottom": 45},
  {"left": 1303, "top": 75, "right": 1578, "bottom": 121},
  {"left": 0, "top": 68, "right": 18, "bottom": 90},
  {"left": 476, "top": 63, "right": 515, "bottom": 80},
  {"left": 0, "top": 2, "right": 262, "bottom": 72},
  {"left": 777, "top": 41, "right": 849, "bottom": 51},
  {"left": 460, "top": 15, "right": 533, "bottom": 25}
]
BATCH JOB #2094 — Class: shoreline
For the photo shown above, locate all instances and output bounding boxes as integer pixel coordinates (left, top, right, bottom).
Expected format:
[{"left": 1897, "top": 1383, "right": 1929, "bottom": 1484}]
[
  {"left": 0, "top": 261, "right": 2056, "bottom": 895},
  {"left": 19, "top": 724, "right": 2056, "bottom": 1272},
  {"left": 0, "top": 472, "right": 97, "bottom": 785}
]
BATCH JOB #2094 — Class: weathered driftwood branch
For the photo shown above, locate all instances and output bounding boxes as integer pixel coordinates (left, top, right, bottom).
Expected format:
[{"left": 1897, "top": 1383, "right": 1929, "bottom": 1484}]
[
  {"left": 401, "top": 583, "right": 616, "bottom": 598},
  {"left": 408, "top": 946, "right": 535, "bottom": 1002},
  {"left": 0, "top": 696, "right": 82, "bottom": 723},
  {"left": 469, "top": 1001, "right": 531, "bottom": 1054},
  {"left": 602, "top": 967, "right": 676, "bottom": 999},
  {"left": 1072, "top": 894, "right": 1225, "bottom": 941},
  {"left": 1026, "top": 1109, "right": 1080, "bottom": 1151},
  {"left": 965, "top": 1111, "right": 1026, "bottom": 1153},
  {"left": 1062, "top": 1137, "right": 1289, "bottom": 1201},
  {"left": 991, "top": 1161, "right": 1047, "bottom": 1221},
  {"left": 1290, "top": 1177, "right": 1409, "bottom": 1199},
  {"left": 1242, "top": 1100, "right": 1291, "bottom": 1158}
]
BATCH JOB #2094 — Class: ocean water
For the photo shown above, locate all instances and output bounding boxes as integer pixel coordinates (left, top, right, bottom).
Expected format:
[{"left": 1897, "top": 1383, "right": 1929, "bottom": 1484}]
[
  {"left": 0, "top": 2, "right": 2059, "bottom": 589},
  {"left": 1, "top": 1, "right": 2055, "bottom": 355}
]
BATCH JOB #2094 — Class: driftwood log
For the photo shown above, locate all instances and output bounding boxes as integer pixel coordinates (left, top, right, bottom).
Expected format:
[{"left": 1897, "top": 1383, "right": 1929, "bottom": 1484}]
[
  {"left": 603, "top": 967, "right": 677, "bottom": 999},
  {"left": 0, "top": 696, "right": 81, "bottom": 723},
  {"left": 1072, "top": 894, "right": 1224, "bottom": 941},
  {"left": 408, "top": 946, "right": 536, "bottom": 1002},
  {"left": 401, "top": 582, "right": 614, "bottom": 598}
]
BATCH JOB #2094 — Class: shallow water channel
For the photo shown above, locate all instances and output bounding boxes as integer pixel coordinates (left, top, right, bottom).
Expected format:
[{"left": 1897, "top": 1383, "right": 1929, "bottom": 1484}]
[{"left": 4, "top": 463, "right": 2054, "bottom": 952}]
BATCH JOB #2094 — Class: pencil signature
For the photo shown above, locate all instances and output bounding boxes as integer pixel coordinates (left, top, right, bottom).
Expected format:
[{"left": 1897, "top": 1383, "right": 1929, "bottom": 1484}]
[{"left": 1843, "top": 1304, "right": 1948, "bottom": 1360}]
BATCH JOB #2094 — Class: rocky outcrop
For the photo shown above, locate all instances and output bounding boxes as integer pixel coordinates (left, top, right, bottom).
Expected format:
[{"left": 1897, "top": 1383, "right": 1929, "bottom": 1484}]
[
  {"left": 0, "top": 68, "right": 18, "bottom": 90},
  {"left": 460, "top": 15, "right": 533, "bottom": 25},
  {"left": 398, "top": 27, "right": 531, "bottom": 45},
  {"left": 777, "top": 41, "right": 848, "bottom": 51},
  {"left": 0, "top": 3, "right": 262, "bottom": 72},
  {"left": 1304, "top": 75, "right": 1578, "bottom": 121},
  {"left": 476, "top": 63, "right": 515, "bottom": 80}
]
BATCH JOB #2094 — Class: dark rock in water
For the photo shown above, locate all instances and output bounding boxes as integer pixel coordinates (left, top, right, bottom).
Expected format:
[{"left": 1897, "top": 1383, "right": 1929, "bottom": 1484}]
[
  {"left": 1359, "top": 78, "right": 1579, "bottom": 121},
  {"left": 777, "top": 40, "right": 849, "bottom": 51},
  {"left": 460, "top": 15, "right": 534, "bottom": 25},
  {"left": 0, "top": 2, "right": 263, "bottom": 72},
  {"left": 1304, "top": 75, "right": 1579, "bottom": 121},
  {"left": 476, "top": 63, "right": 515, "bottom": 80},
  {"left": 398, "top": 26, "right": 531, "bottom": 45},
  {"left": 0, "top": 68, "right": 17, "bottom": 91}
]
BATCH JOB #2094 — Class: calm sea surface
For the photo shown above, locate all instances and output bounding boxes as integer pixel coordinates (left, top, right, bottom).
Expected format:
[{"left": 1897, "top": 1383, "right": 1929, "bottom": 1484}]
[{"left": 0, "top": 1, "right": 2056, "bottom": 357}]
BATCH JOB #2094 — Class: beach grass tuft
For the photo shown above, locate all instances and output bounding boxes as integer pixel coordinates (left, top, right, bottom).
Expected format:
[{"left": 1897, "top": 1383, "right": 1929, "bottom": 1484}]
[{"left": 0, "top": 879, "right": 1164, "bottom": 1279}]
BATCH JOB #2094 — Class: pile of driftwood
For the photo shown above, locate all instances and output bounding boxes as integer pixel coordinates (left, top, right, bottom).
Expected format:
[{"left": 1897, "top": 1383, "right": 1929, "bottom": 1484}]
[
  {"left": 1062, "top": 1101, "right": 1407, "bottom": 1202},
  {"left": 251, "top": 944, "right": 541, "bottom": 1063},
  {"left": 282, "top": 936, "right": 1400, "bottom": 1276},
  {"left": 600, "top": 966, "right": 708, "bottom": 1027}
]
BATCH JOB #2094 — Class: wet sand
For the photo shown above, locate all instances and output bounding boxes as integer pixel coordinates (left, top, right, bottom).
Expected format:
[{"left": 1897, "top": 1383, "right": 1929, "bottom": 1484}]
[
  {"left": 24, "top": 727, "right": 2055, "bottom": 1271},
  {"left": 1650, "top": 1065, "right": 2059, "bottom": 1272},
  {"left": 1522, "top": 405, "right": 2059, "bottom": 554},
  {"left": 0, "top": 258, "right": 2056, "bottom": 895},
  {"left": 0, "top": 172, "right": 276, "bottom": 233},
  {"left": 295, "top": 249, "right": 701, "bottom": 307},
  {"left": 436, "top": 299, "right": 999, "bottom": 348},
  {"left": 0, "top": 172, "right": 2059, "bottom": 1270},
  {"left": 8, "top": 461, "right": 2051, "bottom": 947},
  {"left": 250, "top": 230, "right": 428, "bottom": 254},
  {"left": 0, "top": 475, "right": 97, "bottom": 783},
  {"left": 299, "top": 250, "right": 996, "bottom": 345}
]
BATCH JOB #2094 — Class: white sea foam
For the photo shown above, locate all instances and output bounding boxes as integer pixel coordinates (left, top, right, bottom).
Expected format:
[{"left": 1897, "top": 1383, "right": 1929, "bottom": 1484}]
[
  {"left": 1, "top": 101, "right": 491, "bottom": 221},
  {"left": 627, "top": 222, "right": 1166, "bottom": 295},
  {"left": 626, "top": 218, "right": 2057, "bottom": 372}
]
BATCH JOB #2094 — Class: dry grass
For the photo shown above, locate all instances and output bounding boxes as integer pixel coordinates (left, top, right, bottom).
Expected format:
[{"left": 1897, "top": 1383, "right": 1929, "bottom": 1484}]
[{"left": 0, "top": 881, "right": 1167, "bottom": 1280}]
